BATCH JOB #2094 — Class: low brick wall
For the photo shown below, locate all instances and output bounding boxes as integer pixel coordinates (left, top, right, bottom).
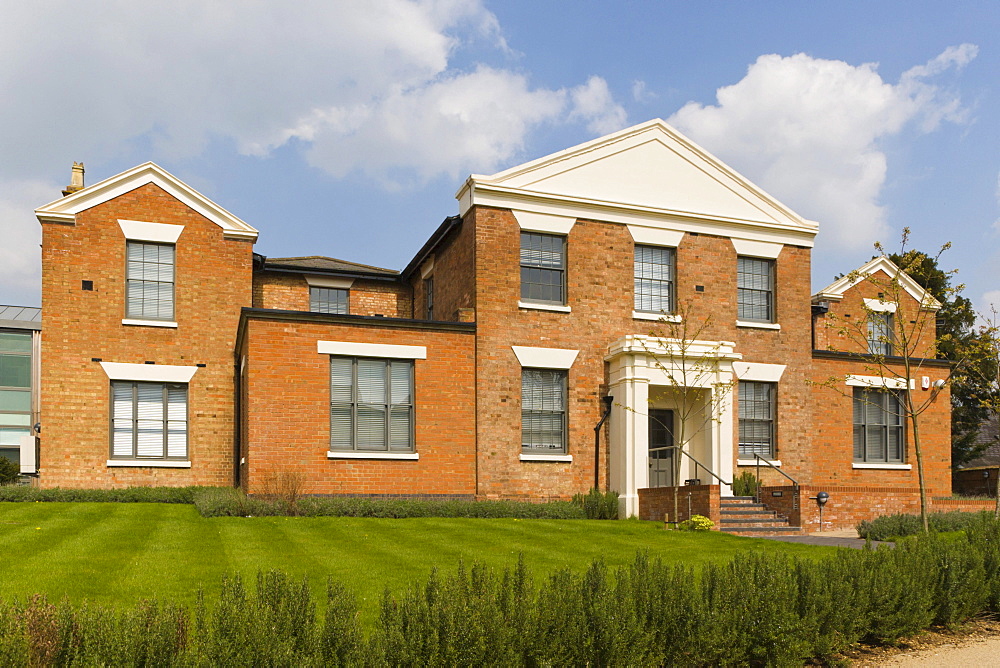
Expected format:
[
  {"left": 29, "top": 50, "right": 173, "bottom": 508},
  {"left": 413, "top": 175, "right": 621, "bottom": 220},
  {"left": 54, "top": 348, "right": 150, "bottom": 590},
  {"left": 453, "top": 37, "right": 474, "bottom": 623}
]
[
  {"left": 760, "top": 485, "right": 928, "bottom": 532},
  {"left": 932, "top": 497, "right": 996, "bottom": 512},
  {"left": 638, "top": 485, "right": 720, "bottom": 527}
]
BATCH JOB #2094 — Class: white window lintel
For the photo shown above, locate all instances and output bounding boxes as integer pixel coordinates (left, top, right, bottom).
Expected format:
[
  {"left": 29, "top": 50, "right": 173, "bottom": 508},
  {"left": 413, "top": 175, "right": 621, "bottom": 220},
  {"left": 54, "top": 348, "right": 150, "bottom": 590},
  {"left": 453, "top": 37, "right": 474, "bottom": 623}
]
[
  {"left": 512, "top": 211, "right": 575, "bottom": 234},
  {"left": 632, "top": 311, "right": 682, "bottom": 323},
  {"left": 106, "top": 460, "right": 192, "bottom": 468},
  {"left": 736, "top": 320, "right": 781, "bottom": 330},
  {"left": 100, "top": 361, "right": 198, "bottom": 383},
  {"left": 122, "top": 318, "right": 178, "bottom": 328},
  {"left": 118, "top": 219, "right": 184, "bottom": 243},
  {"left": 518, "top": 301, "right": 571, "bottom": 313},
  {"left": 317, "top": 340, "right": 427, "bottom": 359},
  {"left": 846, "top": 375, "right": 912, "bottom": 390},
  {"left": 732, "top": 239, "right": 782, "bottom": 259},
  {"left": 327, "top": 451, "right": 419, "bottom": 460},
  {"left": 306, "top": 275, "right": 354, "bottom": 289},
  {"left": 852, "top": 463, "right": 912, "bottom": 470},
  {"left": 733, "top": 362, "right": 786, "bottom": 382},
  {"left": 863, "top": 298, "right": 898, "bottom": 313},
  {"left": 512, "top": 345, "right": 579, "bottom": 369},
  {"left": 520, "top": 453, "right": 573, "bottom": 462}
]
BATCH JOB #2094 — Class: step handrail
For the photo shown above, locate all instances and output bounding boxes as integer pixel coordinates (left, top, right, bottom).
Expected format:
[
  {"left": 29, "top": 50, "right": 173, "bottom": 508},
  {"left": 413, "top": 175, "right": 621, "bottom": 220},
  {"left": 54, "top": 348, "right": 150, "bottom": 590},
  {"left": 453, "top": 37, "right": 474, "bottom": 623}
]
[
  {"left": 753, "top": 454, "right": 799, "bottom": 506},
  {"left": 648, "top": 444, "right": 731, "bottom": 488}
]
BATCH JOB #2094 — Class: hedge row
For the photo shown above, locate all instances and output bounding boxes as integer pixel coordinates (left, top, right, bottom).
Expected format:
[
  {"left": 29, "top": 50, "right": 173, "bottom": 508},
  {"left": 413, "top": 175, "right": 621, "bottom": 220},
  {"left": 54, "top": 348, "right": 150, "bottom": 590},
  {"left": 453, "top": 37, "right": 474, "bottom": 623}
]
[
  {"left": 857, "top": 509, "right": 996, "bottom": 541},
  {"left": 4, "top": 522, "right": 1000, "bottom": 666},
  {"left": 191, "top": 487, "right": 588, "bottom": 520},
  {"left": 0, "top": 486, "right": 209, "bottom": 504}
]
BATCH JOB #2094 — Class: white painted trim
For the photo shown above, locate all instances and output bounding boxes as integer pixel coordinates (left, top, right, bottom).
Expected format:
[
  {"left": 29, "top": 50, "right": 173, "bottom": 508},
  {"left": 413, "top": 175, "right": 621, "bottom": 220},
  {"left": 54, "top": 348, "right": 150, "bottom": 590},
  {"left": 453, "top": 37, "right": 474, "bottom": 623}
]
[
  {"left": 632, "top": 311, "right": 681, "bottom": 323},
  {"left": 327, "top": 451, "right": 419, "bottom": 460},
  {"left": 512, "top": 210, "right": 575, "bottom": 234},
  {"left": 627, "top": 225, "right": 683, "bottom": 247},
  {"left": 518, "top": 301, "right": 571, "bottom": 313},
  {"left": 305, "top": 275, "right": 354, "bottom": 289},
  {"left": 733, "top": 362, "right": 786, "bottom": 382},
  {"left": 100, "top": 362, "right": 198, "bottom": 383},
  {"left": 317, "top": 340, "right": 427, "bottom": 359},
  {"left": 812, "top": 256, "right": 942, "bottom": 311},
  {"left": 863, "top": 298, "right": 898, "bottom": 313},
  {"left": 845, "top": 375, "right": 912, "bottom": 390},
  {"left": 122, "top": 319, "right": 178, "bottom": 328},
  {"left": 420, "top": 257, "right": 435, "bottom": 279},
  {"left": 512, "top": 346, "right": 579, "bottom": 369},
  {"left": 732, "top": 238, "right": 782, "bottom": 259},
  {"left": 736, "top": 320, "right": 781, "bottom": 330},
  {"left": 107, "top": 460, "right": 192, "bottom": 468},
  {"left": 520, "top": 454, "right": 573, "bottom": 462},
  {"left": 118, "top": 219, "right": 184, "bottom": 243},
  {"left": 737, "top": 459, "right": 782, "bottom": 468},
  {"left": 852, "top": 463, "right": 912, "bottom": 470}
]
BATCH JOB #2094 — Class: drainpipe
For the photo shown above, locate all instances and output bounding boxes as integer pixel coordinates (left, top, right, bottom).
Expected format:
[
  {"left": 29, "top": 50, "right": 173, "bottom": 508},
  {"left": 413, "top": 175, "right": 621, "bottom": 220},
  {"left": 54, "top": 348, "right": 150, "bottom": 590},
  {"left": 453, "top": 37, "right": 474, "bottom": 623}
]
[{"left": 594, "top": 395, "right": 614, "bottom": 490}]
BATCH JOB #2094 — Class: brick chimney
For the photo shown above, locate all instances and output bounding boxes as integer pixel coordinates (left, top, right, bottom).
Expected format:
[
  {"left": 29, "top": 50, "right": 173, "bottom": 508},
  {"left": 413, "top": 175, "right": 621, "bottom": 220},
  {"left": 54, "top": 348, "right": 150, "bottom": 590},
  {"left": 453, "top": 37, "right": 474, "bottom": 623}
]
[{"left": 61, "top": 162, "right": 85, "bottom": 197}]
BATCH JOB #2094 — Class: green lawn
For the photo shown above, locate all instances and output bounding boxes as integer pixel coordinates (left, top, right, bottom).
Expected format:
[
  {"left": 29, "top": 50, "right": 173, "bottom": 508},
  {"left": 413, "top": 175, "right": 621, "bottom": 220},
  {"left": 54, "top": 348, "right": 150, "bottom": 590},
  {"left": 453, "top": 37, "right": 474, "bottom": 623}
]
[{"left": 0, "top": 503, "right": 836, "bottom": 623}]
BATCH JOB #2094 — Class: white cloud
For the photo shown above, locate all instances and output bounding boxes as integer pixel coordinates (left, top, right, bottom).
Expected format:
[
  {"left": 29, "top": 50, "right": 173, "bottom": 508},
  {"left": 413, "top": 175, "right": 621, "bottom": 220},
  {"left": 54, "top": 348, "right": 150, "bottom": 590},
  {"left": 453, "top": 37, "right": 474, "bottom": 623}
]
[
  {"left": 0, "top": 181, "right": 54, "bottom": 306},
  {"left": 668, "top": 47, "right": 976, "bottom": 251},
  {"left": 631, "top": 80, "right": 656, "bottom": 103},
  {"left": 994, "top": 171, "right": 1000, "bottom": 231},
  {"left": 568, "top": 76, "right": 628, "bottom": 136}
]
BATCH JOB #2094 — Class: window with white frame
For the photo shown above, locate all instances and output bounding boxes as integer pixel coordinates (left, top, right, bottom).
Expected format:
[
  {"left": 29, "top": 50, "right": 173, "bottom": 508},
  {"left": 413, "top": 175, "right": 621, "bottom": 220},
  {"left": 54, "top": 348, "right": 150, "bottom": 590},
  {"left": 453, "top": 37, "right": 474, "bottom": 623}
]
[
  {"left": 520, "top": 232, "right": 565, "bottom": 305},
  {"left": 634, "top": 245, "right": 675, "bottom": 314},
  {"left": 310, "top": 287, "right": 349, "bottom": 315},
  {"left": 521, "top": 369, "right": 567, "bottom": 453},
  {"left": 126, "top": 242, "right": 175, "bottom": 320},
  {"left": 738, "top": 381, "right": 775, "bottom": 459},
  {"left": 0, "top": 331, "right": 32, "bottom": 465},
  {"left": 330, "top": 357, "right": 414, "bottom": 452},
  {"left": 737, "top": 257, "right": 774, "bottom": 322},
  {"left": 111, "top": 381, "right": 188, "bottom": 460},
  {"left": 853, "top": 388, "right": 904, "bottom": 463},
  {"left": 867, "top": 312, "right": 894, "bottom": 356}
]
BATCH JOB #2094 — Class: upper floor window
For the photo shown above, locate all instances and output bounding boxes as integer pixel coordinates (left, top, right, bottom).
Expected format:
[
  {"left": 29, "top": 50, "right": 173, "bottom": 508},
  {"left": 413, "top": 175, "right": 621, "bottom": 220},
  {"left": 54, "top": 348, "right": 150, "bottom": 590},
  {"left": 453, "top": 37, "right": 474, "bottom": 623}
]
[
  {"left": 330, "top": 357, "right": 414, "bottom": 452},
  {"left": 424, "top": 277, "right": 434, "bottom": 320},
  {"left": 737, "top": 257, "right": 774, "bottom": 323},
  {"left": 126, "top": 242, "right": 174, "bottom": 320},
  {"left": 634, "top": 245, "right": 675, "bottom": 314},
  {"left": 738, "top": 381, "right": 775, "bottom": 459},
  {"left": 0, "top": 331, "right": 32, "bottom": 466},
  {"left": 521, "top": 369, "right": 567, "bottom": 454},
  {"left": 520, "top": 232, "right": 565, "bottom": 305},
  {"left": 867, "top": 312, "right": 894, "bottom": 356},
  {"left": 853, "top": 388, "right": 904, "bottom": 463},
  {"left": 111, "top": 381, "right": 188, "bottom": 460},
  {"left": 310, "top": 287, "right": 349, "bottom": 315}
]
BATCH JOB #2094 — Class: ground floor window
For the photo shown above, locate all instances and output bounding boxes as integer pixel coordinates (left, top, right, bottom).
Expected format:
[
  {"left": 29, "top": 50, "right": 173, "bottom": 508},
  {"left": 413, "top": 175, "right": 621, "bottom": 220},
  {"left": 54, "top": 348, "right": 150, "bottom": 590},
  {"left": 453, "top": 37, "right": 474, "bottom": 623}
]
[
  {"left": 738, "top": 381, "right": 775, "bottom": 459},
  {"left": 330, "top": 357, "right": 414, "bottom": 452},
  {"left": 853, "top": 388, "right": 904, "bottom": 463},
  {"left": 111, "top": 381, "right": 188, "bottom": 459},
  {"left": 521, "top": 369, "right": 567, "bottom": 453}
]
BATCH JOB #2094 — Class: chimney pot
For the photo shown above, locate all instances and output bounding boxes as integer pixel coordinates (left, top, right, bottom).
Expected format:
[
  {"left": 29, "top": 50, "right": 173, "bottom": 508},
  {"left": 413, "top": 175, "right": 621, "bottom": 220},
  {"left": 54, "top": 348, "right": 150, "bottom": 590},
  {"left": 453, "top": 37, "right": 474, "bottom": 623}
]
[{"left": 62, "top": 162, "right": 85, "bottom": 196}]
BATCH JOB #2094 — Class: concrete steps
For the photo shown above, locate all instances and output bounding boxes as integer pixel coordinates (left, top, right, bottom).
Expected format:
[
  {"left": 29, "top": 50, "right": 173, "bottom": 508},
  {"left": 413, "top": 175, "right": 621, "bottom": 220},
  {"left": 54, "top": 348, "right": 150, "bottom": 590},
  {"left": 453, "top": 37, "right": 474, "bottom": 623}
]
[{"left": 719, "top": 496, "right": 803, "bottom": 536}]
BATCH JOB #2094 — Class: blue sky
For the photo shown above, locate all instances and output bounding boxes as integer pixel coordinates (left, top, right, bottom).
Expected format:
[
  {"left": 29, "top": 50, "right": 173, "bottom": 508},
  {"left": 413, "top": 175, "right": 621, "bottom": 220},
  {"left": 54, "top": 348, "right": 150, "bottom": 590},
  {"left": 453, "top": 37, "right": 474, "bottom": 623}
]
[{"left": 1, "top": 1, "right": 997, "bottom": 314}]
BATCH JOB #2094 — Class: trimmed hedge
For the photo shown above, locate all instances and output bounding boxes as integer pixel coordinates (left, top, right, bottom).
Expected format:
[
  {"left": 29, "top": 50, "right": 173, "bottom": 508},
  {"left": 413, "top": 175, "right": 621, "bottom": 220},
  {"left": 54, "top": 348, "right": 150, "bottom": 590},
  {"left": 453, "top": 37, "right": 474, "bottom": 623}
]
[
  {"left": 0, "top": 486, "right": 212, "bottom": 504},
  {"left": 857, "top": 510, "right": 994, "bottom": 541},
  {"left": 192, "top": 487, "right": 587, "bottom": 520},
  {"left": 4, "top": 522, "right": 1000, "bottom": 666}
]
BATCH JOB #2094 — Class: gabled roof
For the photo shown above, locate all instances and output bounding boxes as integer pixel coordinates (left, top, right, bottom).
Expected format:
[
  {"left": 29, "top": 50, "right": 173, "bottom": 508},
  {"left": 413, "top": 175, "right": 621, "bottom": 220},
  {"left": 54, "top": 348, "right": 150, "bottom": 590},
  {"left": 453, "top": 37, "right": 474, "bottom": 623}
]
[
  {"left": 35, "top": 162, "right": 258, "bottom": 240},
  {"left": 812, "top": 256, "right": 943, "bottom": 311},
  {"left": 957, "top": 415, "right": 1000, "bottom": 469},
  {"left": 263, "top": 256, "right": 399, "bottom": 277},
  {"left": 456, "top": 119, "right": 818, "bottom": 247}
]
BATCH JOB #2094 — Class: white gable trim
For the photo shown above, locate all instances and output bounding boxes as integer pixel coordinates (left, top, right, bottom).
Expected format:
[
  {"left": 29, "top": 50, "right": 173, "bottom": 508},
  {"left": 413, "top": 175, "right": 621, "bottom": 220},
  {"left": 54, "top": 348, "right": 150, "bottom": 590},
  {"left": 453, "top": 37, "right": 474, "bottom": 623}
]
[
  {"left": 317, "top": 341, "right": 427, "bottom": 359},
  {"left": 512, "top": 346, "right": 579, "bottom": 369},
  {"left": 812, "top": 257, "right": 941, "bottom": 311},
  {"left": 100, "top": 362, "right": 199, "bottom": 383},
  {"left": 305, "top": 275, "right": 354, "bottom": 289},
  {"left": 627, "top": 225, "right": 684, "bottom": 247},
  {"left": 118, "top": 220, "right": 184, "bottom": 244},
  {"left": 731, "top": 239, "right": 782, "bottom": 259},
  {"left": 36, "top": 162, "right": 258, "bottom": 240}
]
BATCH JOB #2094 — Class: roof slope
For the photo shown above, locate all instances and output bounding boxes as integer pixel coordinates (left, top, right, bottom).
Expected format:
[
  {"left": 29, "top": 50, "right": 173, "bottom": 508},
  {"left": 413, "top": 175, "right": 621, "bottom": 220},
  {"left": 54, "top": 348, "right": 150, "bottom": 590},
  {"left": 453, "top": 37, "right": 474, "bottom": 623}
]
[
  {"left": 35, "top": 162, "right": 258, "bottom": 240},
  {"left": 264, "top": 256, "right": 399, "bottom": 277}
]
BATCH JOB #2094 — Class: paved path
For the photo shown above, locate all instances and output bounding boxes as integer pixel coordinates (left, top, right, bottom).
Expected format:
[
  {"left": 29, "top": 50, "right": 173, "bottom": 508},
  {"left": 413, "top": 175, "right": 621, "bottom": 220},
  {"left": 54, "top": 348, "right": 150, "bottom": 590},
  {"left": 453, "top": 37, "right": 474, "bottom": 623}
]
[
  {"left": 759, "top": 529, "right": 892, "bottom": 549},
  {"left": 877, "top": 634, "right": 1000, "bottom": 666}
]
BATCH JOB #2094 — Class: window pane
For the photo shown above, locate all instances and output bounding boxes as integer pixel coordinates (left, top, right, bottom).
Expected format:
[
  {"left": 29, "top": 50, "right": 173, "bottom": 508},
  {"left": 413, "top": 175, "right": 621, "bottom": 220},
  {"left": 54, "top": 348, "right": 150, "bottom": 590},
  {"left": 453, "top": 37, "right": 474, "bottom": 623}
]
[
  {"left": 0, "top": 390, "right": 30, "bottom": 412},
  {"left": 0, "top": 447, "right": 20, "bottom": 466},
  {"left": 0, "top": 354, "right": 30, "bottom": 388},
  {"left": 0, "top": 427, "right": 29, "bottom": 446},
  {"left": 330, "top": 405, "right": 353, "bottom": 450},
  {"left": 853, "top": 388, "right": 904, "bottom": 463},
  {"left": 0, "top": 414, "right": 31, "bottom": 427},
  {"left": 356, "top": 405, "right": 386, "bottom": 450},
  {"left": 522, "top": 369, "right": 566, "bottom": 453},
  {"left": 520, "top": 233, "right": 565, "bottom": 304},
  {"left": 357, "top": 360, "right": 386, "bottom": 403},
  {"left": 737, "top": 257, "right": 773, "bottom": 322},
  {"left": 0, "top": 332, "right": 31, "bottom": 354},
  {"left": 310, "top": 287, "right": 349, "bottom": 314},
  {"left": 738, "top": 381, "right": 774, "bottom": 458},
  {"left": 330, "top": 358, "right": 353, "bottom": 403},
  {"left": 390, "top": 361, "right": 412, "bottom": 405},
  {"left": 112, "top": 421, "right": 133, "bottom": 457},
  {"left": 136, "top": 420, "right": 163, "bottom": 457},
  {"left": 110, "top": 381, "right": 186, "bottom": 459},
  {"left": 329, "top": 356, "right": 414, "bottom": 452},
  {"left": 126, "top": 242, "right": 174, "bottom": 320},
  {"left": 389, "top": 407, "right": 412, "bottom": 451},
  {"left": 634, "top": 245, "right": 675, "bottom": 313}
]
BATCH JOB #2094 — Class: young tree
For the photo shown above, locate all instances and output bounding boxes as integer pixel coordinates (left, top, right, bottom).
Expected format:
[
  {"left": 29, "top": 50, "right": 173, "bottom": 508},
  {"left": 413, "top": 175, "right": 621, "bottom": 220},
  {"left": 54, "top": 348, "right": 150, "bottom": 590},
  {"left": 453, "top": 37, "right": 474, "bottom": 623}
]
[
  {"left": 632, "top": 301, "right": 737, "bottom": 525},
  {"left": 822, "top": 230, "right": 956, "bottom": 532}
]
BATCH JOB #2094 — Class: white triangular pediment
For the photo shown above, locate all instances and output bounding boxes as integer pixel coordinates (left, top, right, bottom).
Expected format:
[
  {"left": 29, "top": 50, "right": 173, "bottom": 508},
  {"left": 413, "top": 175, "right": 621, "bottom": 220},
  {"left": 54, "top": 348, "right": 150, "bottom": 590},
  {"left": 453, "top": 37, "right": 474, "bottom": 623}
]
[
  {"left": 458, "top": 120, "right": 817, "bottom": 245},
  {"left": 35, "top": 162, "right": 258, "bottom": 240},
  {"left": 813, "top": 256, "right": 941, "bottom": 311}
]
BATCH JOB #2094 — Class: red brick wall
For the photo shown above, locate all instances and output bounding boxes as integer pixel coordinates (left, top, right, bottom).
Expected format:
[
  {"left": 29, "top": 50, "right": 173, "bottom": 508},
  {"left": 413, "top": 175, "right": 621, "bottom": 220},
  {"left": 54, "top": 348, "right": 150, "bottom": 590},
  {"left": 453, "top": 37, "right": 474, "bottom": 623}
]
[
  {"left": 40, "top": 182, "right": 253, "bottom": 488},
  {"left": 638, "top": 484, "right": 721, "bottom": 526},
  {"left": 468, "top": 205, "right": 816, "bottom": 501},
  {"left": 253, "top": 272, "right": 412, "bottom": 318},
  {"left": 240, "top": 316, "right": 476, "bottom": 496},
  {"left": 411, "top": 219, "right": 477, "bottom": 322}
]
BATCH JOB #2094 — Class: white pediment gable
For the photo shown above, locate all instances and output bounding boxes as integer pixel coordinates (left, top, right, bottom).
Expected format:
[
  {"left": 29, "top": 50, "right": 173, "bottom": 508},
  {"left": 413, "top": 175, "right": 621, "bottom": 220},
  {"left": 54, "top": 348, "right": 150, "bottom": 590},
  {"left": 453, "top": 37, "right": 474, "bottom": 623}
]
[
  {"left": 813, "top": 256, "right": 942, "bottom": 311},
  {"left": 35, "top": 162, "right": 258, "bottom": 240},
  {"left": 458, "top": 119, "right": 817, "bottom": 246}
]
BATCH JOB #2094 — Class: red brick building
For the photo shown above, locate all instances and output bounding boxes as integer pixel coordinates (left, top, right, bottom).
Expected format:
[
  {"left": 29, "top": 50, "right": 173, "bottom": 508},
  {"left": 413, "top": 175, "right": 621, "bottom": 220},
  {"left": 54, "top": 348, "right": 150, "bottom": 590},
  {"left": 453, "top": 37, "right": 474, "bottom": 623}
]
[{"left": 29, "top": 120, "right": 954, "bottom": 529}]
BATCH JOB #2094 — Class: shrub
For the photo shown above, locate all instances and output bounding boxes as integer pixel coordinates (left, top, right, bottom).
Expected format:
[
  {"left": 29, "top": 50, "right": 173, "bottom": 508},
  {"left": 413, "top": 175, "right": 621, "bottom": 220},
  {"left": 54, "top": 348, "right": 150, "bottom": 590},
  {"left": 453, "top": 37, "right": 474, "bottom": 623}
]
[
  {"left": 857, "top": 510, "right": 992, "bottom": 540},
  {"left": 678, "top": 514, "right": 714, "bottom": 531},
  {"left": 731, "top": 470, "right": 759, "bottom": 497},
  {"left": 571, "top": 488, "right": 619, "bottom": 519},
  {"left": 0, "top": 485, "right": 215, "bottom": 503},
  {"left": 0, "top": 458, "right": 19, "bottom": 486}
]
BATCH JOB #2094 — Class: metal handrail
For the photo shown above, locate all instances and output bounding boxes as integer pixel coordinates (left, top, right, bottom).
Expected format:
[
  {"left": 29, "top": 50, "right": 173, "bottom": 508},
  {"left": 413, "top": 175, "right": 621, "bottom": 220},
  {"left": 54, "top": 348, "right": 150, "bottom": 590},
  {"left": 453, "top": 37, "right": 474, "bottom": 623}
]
[
  {"left": 649, "top": 445, "right": 731, "bottom": 488},
  {"left": 753, "top": 454, "right": 799, "bottom": 506}
]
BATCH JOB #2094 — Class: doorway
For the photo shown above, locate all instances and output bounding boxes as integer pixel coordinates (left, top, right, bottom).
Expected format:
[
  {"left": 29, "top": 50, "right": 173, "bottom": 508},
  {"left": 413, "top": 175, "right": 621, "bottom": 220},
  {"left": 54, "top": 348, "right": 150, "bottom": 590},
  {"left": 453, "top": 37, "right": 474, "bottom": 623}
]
[{"left": 648, "top": 408, "right": 675, "bottom": 488}]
